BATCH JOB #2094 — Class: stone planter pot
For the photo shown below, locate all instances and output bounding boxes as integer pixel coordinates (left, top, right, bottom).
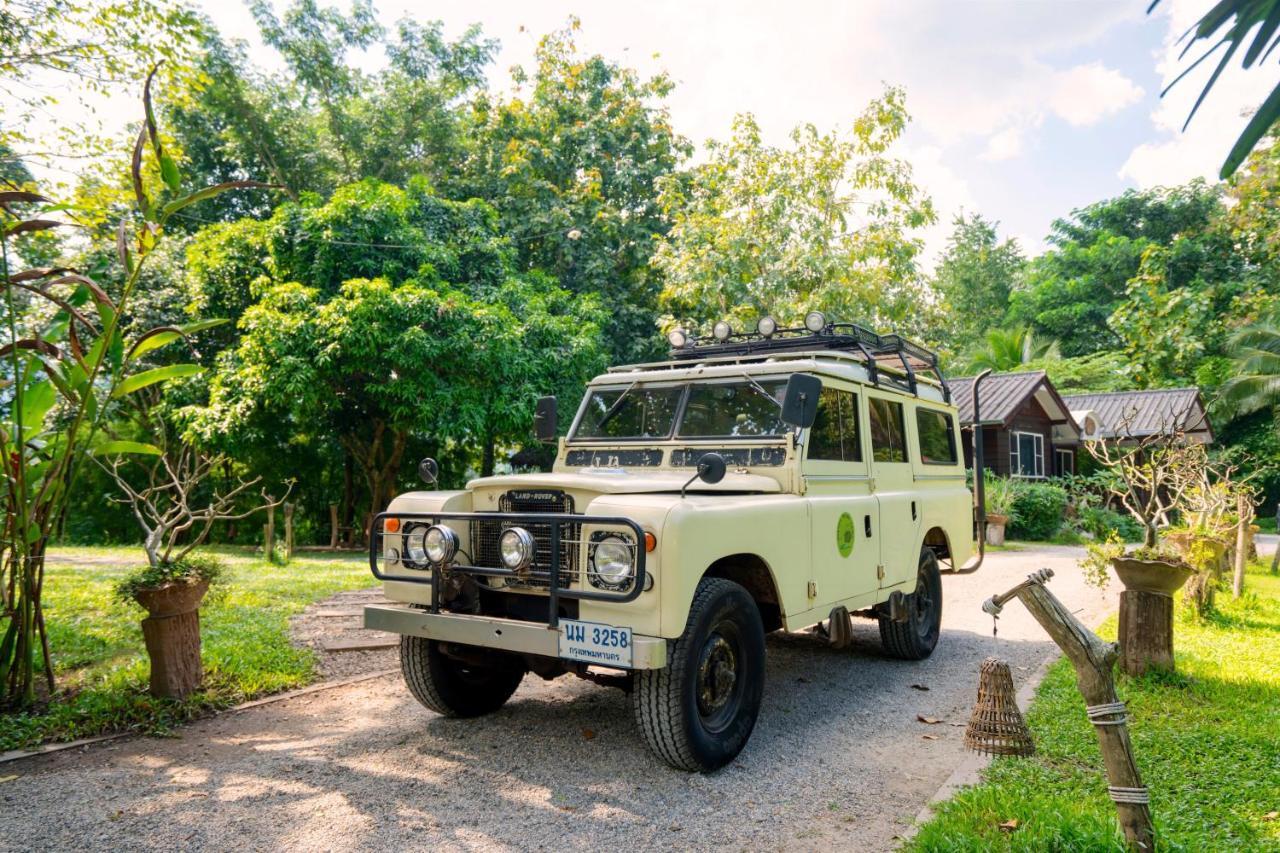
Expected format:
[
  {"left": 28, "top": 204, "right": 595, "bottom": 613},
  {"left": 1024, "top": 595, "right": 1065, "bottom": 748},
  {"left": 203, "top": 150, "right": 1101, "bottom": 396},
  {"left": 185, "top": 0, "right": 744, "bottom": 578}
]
[
  {"left": 132, "top": 580, "right": 209, "bottom": 698},
  {"left": 1112, "top": 556, "right": 1192, "bottom": 676},
  {"left": 986, "top": 514, "right": 1009, "bottom": 547},
  {"left": 1111, "top": 557, "right": 1193, "bottom": 596}
]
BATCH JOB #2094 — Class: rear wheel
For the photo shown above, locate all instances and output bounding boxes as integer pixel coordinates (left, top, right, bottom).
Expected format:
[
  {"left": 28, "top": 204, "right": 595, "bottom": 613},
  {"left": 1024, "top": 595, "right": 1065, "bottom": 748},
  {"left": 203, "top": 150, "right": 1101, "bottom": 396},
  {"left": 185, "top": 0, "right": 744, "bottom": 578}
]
[
  {"left": 400, "top": 636, "right": 524, "bottom": 718},
  {"left": 633, "top": 578, "right": 766, "bottom": 772},
  {"left": 879, "top": 547, "right": 943, "bottom": 660}
]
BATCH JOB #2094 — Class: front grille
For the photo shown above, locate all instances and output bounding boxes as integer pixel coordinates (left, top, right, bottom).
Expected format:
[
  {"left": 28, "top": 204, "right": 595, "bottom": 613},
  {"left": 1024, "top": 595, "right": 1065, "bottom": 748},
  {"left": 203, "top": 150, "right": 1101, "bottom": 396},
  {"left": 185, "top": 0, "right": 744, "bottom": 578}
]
[{"left": 471, "top": 490, "right": 580, "bottom": 588}]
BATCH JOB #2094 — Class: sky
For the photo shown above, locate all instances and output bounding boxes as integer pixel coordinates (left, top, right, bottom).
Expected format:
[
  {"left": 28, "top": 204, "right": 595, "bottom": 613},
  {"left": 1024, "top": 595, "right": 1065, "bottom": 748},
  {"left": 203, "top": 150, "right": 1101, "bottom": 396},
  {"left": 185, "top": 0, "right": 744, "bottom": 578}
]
[{"left": 26, "top": 0, "right": 1280, "bottom": 267}]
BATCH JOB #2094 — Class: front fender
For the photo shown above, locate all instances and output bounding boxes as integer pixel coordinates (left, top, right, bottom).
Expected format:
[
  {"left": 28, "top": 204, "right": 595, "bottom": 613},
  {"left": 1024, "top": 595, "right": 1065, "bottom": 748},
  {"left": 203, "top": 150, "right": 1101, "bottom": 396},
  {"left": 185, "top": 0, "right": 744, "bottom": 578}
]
[{"left": 382, "top": 490, "right": 472, "bottom": 605}]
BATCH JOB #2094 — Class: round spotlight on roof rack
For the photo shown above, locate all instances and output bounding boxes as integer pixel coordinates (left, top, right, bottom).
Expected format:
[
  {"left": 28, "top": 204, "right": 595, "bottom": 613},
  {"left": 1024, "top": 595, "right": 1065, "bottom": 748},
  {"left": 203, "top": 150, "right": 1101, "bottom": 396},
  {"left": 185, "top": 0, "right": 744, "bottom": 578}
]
[
  {"left": 667, "top": 328, "right": 689, "bottom": 348},
  {"left": 712, "top": 320, "right": 733, "bottom": 342},
  {"left": 757, "top": 316, "right": 777, "bottom": 338},
  {"left": 804, "top": 311, "right": 827, "bottom": 333}
]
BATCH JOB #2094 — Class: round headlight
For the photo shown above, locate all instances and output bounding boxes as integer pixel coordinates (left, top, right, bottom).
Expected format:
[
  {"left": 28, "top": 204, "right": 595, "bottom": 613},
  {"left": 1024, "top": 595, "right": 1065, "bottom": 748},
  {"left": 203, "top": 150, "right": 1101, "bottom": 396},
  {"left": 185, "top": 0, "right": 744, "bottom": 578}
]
[
  {"left": 591, "top": 535, "right": 634, "bottom": 587},
  {"left": 804, "top": 310, "right": 827, "bottom": 333},
  {"left": 757, "top": 316, "right": 777, "bottom": 337},
  {"left": 499, "top": 527, "right": 535, "bottom": 571},
  {"left": 712, "top": 320, "right": 732, "bottom": 342},
  {"left": 667, "top": 328, "right": 689, "bottom": 348},
  {"left": 403, "top": 525, "right": 428, "bottom": 564},
  {"left": 423, "top": 524, "right": 458, "bottom": 564}
]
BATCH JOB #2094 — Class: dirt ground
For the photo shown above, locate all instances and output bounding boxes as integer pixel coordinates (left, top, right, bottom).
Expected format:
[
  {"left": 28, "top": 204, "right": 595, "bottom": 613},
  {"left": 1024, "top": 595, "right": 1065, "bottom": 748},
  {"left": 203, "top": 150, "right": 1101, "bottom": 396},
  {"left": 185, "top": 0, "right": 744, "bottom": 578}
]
[{"left": 6, "top": 545, "right": 1116, "bottom": 852}]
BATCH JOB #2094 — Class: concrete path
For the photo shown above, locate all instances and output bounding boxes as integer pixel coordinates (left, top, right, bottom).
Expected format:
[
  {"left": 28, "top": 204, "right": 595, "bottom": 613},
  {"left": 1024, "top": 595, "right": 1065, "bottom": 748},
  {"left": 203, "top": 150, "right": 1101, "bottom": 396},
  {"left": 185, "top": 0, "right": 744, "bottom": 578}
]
[{"left": 6, "top": 546, "right": 1114, "bottom": 852}]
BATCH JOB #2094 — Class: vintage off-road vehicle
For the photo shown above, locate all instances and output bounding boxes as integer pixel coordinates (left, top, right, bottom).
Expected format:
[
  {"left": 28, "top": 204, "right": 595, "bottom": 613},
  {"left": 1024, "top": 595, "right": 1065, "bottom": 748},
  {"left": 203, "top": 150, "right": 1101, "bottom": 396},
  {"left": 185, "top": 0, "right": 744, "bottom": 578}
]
[{"left": 365, "top": 314, "right": 987, "bottom": 771}]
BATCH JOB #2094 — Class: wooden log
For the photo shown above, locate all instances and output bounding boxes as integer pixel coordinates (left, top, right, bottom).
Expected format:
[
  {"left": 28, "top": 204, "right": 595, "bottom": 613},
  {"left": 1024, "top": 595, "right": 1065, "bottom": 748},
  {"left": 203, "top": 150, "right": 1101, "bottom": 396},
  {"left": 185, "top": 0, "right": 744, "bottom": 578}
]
[
  {"left": 1118, "top": 590, "right": 1174, "bottom": 675},
  {"left": 141, "top": 610, "right": 203, "bottom": 698},
  {"left": 1003, "top": 574, "right": 1154, "bottom": 852}
]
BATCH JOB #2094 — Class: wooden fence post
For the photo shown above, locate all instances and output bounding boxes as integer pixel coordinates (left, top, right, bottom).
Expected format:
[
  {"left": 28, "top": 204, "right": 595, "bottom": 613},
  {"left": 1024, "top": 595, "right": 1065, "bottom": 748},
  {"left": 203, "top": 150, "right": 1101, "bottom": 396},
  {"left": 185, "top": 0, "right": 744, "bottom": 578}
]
[
  {"left": 984, "top": 569, "right": 1154, "bottom": 852},
  {"left": 1233, "top": 495, "right": 1250, "bottom": 598},
  {"left": 329, "top": 503, "right": 340, "bottom": 550},
  {"left": 263, "top": 498, "right": 276, "bottom": 559}
]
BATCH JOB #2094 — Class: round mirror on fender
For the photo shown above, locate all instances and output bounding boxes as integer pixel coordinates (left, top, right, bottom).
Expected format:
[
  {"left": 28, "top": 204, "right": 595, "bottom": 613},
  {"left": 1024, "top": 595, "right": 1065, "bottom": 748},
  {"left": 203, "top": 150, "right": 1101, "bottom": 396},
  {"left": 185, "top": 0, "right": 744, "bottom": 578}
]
[
  {"left": 418, "top": 457, "right": 439, "bottom": 485},
  {"left": 696, "top": 452, "right": 727, "bottom": 485}
]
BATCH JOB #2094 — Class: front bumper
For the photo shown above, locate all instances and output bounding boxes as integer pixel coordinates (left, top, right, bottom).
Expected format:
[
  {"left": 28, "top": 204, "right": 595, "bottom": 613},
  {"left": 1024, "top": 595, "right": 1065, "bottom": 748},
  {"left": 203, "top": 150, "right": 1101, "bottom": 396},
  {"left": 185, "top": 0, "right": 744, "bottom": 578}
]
[{"left": 364, "top": 603, "right": 669, "bottom": 670}]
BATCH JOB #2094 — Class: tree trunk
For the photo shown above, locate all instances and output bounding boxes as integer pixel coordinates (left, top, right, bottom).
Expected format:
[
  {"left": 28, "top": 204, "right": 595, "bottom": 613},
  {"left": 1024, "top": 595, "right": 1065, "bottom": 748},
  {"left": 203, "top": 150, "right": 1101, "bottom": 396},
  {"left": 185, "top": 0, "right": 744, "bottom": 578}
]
[
  {"left": 1006, "top": 578, "right": 1155, "bottom": 852},
  {"left": 284, "top": 502, "right": 295, "bottom": 562},
  {"left": 1233, "top": 498, "right": 1248, "bottom": 598},
  {"left": 263, "top": 500, "right": 276, "bottom": 559},
  {"left": 342, "top": 454, "right": 355, "bottom": 546},
  {"left": 141, "top": 610, "right": 203, "bottom": 698},
  {"left": 329, "top": 503, "right": 340, "bottom": 550},
  {"left": 1118, "top": 590, "right": 1174, "bottom": 675}
]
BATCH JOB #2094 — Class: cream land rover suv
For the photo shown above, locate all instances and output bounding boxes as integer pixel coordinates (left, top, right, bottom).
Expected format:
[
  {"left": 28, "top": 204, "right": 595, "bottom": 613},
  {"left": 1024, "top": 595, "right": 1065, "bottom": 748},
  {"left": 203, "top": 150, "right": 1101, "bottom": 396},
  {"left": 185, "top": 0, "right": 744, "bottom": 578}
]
[{"left": 364, "top": 313, "right": 985, "bottom": 772}]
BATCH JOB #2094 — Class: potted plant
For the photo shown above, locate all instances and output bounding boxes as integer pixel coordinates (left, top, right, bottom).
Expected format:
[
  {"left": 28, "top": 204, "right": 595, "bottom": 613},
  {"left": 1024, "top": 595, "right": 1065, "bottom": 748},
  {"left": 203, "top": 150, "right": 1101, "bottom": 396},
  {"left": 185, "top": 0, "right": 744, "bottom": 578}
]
[
  {"left": 115, "top": 554, "right": 225, "bottom": 698},
  {"left": 984, "top": 473, "right": 1015, "bottom": 547}
]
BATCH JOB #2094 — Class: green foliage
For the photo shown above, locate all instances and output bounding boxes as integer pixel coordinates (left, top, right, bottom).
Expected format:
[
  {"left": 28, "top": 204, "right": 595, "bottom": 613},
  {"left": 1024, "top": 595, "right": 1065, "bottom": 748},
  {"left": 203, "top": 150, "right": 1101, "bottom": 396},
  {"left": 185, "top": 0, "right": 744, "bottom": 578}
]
[
  {"left": 962, "top": 326, "right": 1059, "bottom": 374},
  {"left": 113, "top": 552, "right": 225, "bottom": 603},
  {"left": 653, "top": 86, "right": 935, "bottom": 339},
  {"left": 1077, "top": 505, "right": 1144, "bottom": 543},
  {"left": 909, "top": 566, "right": 1280, "bottom": 851},
  {"left": 1024, "top": 350, "right": 1134, "bottom": 394},
  {"left": 983, "top": 471, "right": 1016, "bottom": 518},
  {"left": 1080, "top": 532, "right": 1124, "bottom": 589},
  {"left": 933, "top": 213, "right": 1023, "bottom": 344},
  {"left": 1007, "top": 481, "right": 1068, "bottom": 541},
  {"left": 0, "top": 546, "right": 370, "bottom": 750}
]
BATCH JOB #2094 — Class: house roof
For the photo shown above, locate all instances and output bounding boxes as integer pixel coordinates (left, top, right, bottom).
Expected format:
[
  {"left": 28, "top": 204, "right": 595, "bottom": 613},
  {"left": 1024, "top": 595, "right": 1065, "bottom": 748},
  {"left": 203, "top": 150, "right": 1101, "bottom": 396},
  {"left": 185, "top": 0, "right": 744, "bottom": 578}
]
[
  {"left": 949, "top": 371, "right": 1077, "bottom": 434},
  {"left": 1061, "top": 388, "right": 1214, "bottom": 443}
]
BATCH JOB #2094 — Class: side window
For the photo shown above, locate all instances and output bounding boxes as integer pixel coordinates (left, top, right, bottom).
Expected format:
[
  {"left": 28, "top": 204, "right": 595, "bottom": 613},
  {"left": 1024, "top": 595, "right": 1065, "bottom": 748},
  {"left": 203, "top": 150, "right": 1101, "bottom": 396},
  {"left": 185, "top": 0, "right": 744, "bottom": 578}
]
[
  {"left": 868, "top": 397, "right": 907, "bottom": 463},
  {"left": 916, "top": 408, "right": 957, "bottom": 465},
  {"left": 808, "top": 387, "right": 861, "bottom": 462}
]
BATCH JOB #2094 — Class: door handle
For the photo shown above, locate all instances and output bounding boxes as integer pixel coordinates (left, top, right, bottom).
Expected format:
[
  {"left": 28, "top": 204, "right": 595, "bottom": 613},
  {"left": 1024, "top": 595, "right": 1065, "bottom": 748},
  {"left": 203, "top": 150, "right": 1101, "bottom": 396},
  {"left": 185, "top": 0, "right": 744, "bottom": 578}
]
[
  {"left": 864, "top": 515, "right": 872, "bottom": 537},
  {"left": 911, "top": 501, "right": 917, "bottom": 521}
]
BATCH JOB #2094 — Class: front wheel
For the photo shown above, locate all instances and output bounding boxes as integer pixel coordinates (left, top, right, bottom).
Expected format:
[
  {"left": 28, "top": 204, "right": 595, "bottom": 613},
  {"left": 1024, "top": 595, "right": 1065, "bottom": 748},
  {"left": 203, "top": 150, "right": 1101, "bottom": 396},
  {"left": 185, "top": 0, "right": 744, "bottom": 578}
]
[
  {"left": 400, "top": 636, "right": 524, "bottom": 718},
  {"left": 879, "top": 547, "right": 943, "bottom": 660},
  {"left": 633, "top": 577, "right": 766, "bottom": 772}
]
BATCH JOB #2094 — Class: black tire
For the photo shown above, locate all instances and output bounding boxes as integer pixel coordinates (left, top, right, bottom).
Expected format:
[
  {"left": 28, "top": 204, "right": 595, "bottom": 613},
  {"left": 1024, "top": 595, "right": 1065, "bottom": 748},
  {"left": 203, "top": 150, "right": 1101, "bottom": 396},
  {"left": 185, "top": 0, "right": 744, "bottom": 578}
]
[
  {"left": 633, "top": 577, "right": 766, "bottom": 772},
  {"left": 400, "top": 636, "right": 524, "bottom": 718},
  {"left": 879, "top": 547, "right": 943, "bottom": 660}
]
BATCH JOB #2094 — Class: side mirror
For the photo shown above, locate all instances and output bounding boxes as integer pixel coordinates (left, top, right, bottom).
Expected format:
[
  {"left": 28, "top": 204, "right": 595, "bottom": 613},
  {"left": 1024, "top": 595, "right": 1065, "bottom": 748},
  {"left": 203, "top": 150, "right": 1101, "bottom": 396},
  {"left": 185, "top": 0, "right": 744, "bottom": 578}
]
[
  {"left": 534, "top": 396, "right": 558, "bottom": 443},
  {"left": 682, "top": 452, "right": 726, "bottom": 497},
  {"left": 780, "top": 374, "right": 822, "bottom": 428},
  {"left": 418, "top": 457, "right": 439, "bottom": 486}
]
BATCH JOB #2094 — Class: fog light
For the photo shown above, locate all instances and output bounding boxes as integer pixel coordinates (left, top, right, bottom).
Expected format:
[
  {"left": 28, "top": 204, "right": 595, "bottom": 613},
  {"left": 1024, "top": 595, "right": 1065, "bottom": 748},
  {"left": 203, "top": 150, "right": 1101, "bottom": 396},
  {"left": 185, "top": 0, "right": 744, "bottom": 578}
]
[
  {"left": 667, "top": 328, "right": 689, "bottom": 348},
  {"left": 804, "top": 311, "right": 827, "bottom": 333},
  {"left": 713, "top": 320, "right": 732, "bottom": 341},
  {"left": 423, "top": 524, "right": 458, "bottom": 564},
  {"left": 757, "top": 316, "right": 777, "bottom": 337},
  {"left": 500, "top": 527, "right": 535, "bottom": 571}
]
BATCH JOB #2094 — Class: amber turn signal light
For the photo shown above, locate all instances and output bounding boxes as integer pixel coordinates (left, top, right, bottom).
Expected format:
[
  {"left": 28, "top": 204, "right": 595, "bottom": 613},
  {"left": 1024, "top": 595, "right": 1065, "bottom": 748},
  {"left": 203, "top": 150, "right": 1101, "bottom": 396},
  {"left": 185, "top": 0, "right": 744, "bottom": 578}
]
[
  {"left": 384, "top": 517, "right": 400, "bottom": 533},
  {"left": 644, "top": 531, "right": 657, "bottom": 552}
]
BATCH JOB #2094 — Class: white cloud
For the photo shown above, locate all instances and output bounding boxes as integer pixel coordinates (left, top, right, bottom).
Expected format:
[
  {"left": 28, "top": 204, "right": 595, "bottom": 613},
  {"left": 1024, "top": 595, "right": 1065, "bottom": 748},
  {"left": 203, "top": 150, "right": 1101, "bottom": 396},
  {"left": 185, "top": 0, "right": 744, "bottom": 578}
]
[
  {"left": 1049, "top": 62, "right": 1145, "bottom": 127},
  {"left": 1121, "top": 0, "right": 1276, "bottom": 187},
  {"left": 982, "top": 126, "right": 1026, "bottom": 162},
  {"left": 906, "top": 144, "right": 978, "bottom": 267}
]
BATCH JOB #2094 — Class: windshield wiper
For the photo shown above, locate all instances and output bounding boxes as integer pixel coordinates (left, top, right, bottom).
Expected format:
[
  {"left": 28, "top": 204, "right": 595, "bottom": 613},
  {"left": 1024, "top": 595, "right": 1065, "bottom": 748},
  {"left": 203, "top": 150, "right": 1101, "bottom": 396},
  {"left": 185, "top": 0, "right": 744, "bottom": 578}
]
[
  {"left": 740, "top": 373, "right": 782, "bottom": 408},
  {"left": 596, "top": 380, "right": 641, "bottom": 430}
]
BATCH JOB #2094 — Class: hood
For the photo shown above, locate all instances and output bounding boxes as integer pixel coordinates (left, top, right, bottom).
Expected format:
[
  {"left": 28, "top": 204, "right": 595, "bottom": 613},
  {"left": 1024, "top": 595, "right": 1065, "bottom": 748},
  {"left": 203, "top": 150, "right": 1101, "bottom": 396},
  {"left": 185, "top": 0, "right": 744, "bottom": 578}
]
[{"left": 467, "top": 470, "right": 781, "bottom": 495}]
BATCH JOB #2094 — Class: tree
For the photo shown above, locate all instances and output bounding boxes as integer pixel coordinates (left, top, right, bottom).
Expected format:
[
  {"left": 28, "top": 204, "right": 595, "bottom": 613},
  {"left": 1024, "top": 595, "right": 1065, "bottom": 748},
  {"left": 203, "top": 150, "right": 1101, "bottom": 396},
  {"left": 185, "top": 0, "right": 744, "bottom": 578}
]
[
  {"left": 454, "top": 19, "right": 689, "bottom": 363},
  {"left": 1151, "top": 0, "right": 1280, "bottom": 178},
  {"left": 1218, "top": 318, "right": 1280, "bottom": 419},
  {"left": 653, "top": 87, "right": 935, "bottom": 337},
  {"left": 1008, "top": 182, "right": 1223, "bottom": 357},
  {"left": 933, "top": 213, "right": 1023, "bottom": 344},
  {"left": 961, "top": 326, "right": 1059, "bottom": 373}
]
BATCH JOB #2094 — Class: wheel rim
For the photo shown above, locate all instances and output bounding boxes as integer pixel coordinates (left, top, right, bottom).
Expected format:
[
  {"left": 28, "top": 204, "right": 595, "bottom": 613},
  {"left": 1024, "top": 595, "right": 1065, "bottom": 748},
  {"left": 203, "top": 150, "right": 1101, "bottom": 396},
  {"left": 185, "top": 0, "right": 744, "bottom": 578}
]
[{"left": 696, "top": 625, "right": 743, "bottom": 732}]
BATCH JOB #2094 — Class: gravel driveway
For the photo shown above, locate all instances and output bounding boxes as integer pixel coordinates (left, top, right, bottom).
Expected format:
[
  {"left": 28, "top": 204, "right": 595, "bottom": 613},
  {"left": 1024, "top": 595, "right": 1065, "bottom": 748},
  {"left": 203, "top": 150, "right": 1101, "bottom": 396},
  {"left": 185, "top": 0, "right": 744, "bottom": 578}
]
[{"left": 5, "top": 545, "right": 1115, "bottom": 851}]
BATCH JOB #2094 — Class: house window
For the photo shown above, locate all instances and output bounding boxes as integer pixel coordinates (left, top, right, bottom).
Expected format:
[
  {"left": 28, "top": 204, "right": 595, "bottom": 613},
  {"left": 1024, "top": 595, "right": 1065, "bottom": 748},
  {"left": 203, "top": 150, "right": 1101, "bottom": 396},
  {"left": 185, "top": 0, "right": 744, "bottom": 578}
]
[
  {"left": 808, "top": 388, "right": 861, "bottom": 462},
  {"left": 1055, "top": 448, "right": 1074, "bottom": 476},
  {"left": 1010, "top": 431, "right": 1045, "bottom": 478},
  {"left": 869, "top": 397, "right": 908, "bottom": 463},
  {"left": 915, "top": 407, "right": 957, "bottom": 465}
]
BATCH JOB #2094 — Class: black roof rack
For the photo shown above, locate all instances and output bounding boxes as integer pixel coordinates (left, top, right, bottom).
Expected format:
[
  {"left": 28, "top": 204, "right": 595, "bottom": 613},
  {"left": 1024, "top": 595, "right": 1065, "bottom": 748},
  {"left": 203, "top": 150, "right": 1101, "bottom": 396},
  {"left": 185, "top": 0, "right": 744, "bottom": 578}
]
[{"left": 667, "top": 321, "right": 950, "bottom": 403}]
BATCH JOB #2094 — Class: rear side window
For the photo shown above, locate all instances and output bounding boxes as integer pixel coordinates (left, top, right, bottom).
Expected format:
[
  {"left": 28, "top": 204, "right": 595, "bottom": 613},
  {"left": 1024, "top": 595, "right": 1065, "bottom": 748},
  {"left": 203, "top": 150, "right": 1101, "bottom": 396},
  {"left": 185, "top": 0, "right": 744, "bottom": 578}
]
[
  {"left": 868, "top": 397, "right": 907, "bottom": 463},
  {"left": 808, "top": 387, "right": 861, "bottom": 462},
  {"left": 916, "top": 408, "right": 957, "bottom": 465}
]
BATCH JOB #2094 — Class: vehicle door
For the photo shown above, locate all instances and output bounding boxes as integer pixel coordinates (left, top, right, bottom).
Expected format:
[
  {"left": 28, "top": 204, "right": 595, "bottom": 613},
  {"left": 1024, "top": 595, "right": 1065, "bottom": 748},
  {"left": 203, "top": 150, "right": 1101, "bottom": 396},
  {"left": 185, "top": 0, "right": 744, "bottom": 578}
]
[
  {"left": 865, "top": 390, "right": 921, "bottom": 590},
  {"left": 803, "top": 381, "right": 880, "bottom": 606}
]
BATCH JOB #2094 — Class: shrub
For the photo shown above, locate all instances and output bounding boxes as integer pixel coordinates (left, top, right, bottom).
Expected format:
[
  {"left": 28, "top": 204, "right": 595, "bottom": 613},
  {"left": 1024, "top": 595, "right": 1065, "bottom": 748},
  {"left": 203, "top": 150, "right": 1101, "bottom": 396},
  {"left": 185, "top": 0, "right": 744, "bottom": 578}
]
[
  {"left": 114, "top": 552, "right": 227, "bottom": 604},
  {"left": 1077, "top": 505, "right": 1145, "bottom": 542},
  {"left": 983, "top": 471, "right": 1016, "bottom": 518},
  {"left": 1008, "top": 481, "right": 1069, "bottom": 540}
]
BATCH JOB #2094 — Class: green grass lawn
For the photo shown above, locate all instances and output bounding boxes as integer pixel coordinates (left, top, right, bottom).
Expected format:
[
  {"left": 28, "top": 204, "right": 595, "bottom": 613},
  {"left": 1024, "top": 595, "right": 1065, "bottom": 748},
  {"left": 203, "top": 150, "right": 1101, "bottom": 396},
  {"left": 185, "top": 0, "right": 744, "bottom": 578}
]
[
  {"left": 910, "top": 564, "right": 1280, "bottom": 852},
  {"left": 1, "top": 545, "right": 372, "bottom": 752}
]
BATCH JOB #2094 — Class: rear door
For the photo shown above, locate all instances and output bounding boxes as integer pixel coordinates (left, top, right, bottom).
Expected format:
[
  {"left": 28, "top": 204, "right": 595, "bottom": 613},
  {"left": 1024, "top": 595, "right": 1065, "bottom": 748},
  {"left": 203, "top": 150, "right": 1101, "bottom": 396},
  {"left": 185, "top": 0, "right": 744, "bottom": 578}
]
[
  {"left": 804, "top": 382, "right": 880, "bottom": 606},
  {"left": 865, "top": 390, "right": 921, "bottom": 591}
]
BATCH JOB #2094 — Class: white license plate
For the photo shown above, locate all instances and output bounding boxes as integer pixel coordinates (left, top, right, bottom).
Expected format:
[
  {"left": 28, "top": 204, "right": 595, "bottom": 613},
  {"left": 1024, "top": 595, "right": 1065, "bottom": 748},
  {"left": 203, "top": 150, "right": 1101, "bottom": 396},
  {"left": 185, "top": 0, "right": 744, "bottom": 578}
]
[{"left": 558, "top": 619, "right": 633, "bottom": 668}]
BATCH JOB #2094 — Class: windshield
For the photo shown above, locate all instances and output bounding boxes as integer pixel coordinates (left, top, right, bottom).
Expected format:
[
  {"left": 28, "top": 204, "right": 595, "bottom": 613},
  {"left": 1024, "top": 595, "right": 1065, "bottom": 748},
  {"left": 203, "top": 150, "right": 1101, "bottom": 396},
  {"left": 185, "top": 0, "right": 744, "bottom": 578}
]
[
  {"left": 572, "top": 377, "right": 790, "bottom": 441},
  {"left": 573, "top": 385, "right": 684, "bottom": 439},
  {"left": 678, "top": 379, "right": 788, "bottom": 437}
]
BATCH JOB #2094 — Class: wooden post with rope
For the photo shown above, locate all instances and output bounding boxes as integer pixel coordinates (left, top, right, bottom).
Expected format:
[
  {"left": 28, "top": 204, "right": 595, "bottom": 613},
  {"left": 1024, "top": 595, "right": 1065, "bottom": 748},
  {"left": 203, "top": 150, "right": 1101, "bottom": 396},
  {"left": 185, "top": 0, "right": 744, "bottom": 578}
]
[{"left": 984, "top": 569, "right": 1154, "bottom": 852}]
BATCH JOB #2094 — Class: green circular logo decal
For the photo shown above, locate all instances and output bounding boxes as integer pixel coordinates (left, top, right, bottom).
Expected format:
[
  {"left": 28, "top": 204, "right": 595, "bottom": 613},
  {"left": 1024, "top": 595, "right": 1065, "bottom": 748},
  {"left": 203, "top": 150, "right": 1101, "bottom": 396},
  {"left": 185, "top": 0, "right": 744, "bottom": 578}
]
[{"left": 836, "top": 512, "right": 855, "bottom": 558}]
